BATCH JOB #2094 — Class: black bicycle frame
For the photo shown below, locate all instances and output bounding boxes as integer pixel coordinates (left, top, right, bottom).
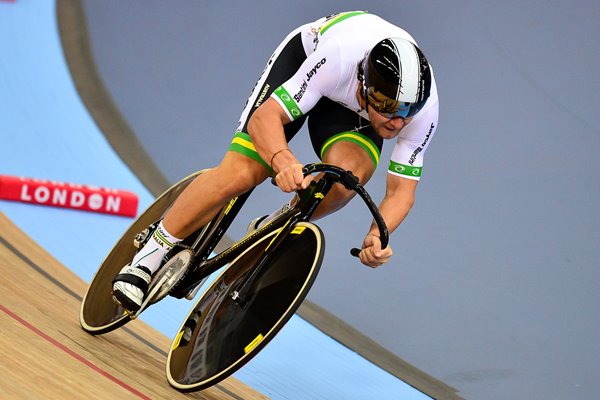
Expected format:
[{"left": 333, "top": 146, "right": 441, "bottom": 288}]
[
  {"left": 229, "top": 175, "right": 340, "bottom": 306},
  {"left": 169, "top": 163, "right": 389, "bottom": 298}
]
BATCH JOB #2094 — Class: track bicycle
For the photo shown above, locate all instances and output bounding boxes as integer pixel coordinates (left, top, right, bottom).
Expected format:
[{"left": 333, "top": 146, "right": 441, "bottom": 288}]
[{"left": 79, "top": 163, "right": 388, "bottom": 392}]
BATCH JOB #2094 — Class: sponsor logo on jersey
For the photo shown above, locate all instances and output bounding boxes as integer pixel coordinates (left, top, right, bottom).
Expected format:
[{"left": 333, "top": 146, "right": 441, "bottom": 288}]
[
  {"left": 274, "top": 86, "right": 303, "bottom": 119},
  {"left": 393, "top": 164, "right": 405, "bottom": 173},
  {"left": 409, "top": 123, "right": 435, "bottom": 165},
  {"left": 254, "top": 84, "right": 270, "bottom": 108},
  {"left": 306, "top": 58, "right": 326, "bottom": 81},
  {"left": 388, "top": 161, "right": 422, "bottom": 177},
  {"left": 294, "top": 80, "right": 309, "bottom": 103},
  {"left": 294, "top": 58, "right": 326, "bottom": 103}
]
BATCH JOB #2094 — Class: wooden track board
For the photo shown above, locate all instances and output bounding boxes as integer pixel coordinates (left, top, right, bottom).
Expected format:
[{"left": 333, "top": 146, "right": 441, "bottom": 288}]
[{"left": 0, "top": 212, "right": 268, "bottom": 400}]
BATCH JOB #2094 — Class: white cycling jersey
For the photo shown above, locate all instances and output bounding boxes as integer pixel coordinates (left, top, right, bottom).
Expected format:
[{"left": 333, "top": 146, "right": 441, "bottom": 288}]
[{"left": 271, "top": 11, "right": 439, "bottom": 180}]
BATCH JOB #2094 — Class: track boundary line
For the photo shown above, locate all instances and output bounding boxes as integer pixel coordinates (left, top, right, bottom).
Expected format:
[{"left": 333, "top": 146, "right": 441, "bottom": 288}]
[
  {"left": 0, "top": 303, "right": 152, "bottom": 400},
  {"left": 0, "top": 232, "right": 249, "bottom": 400}
]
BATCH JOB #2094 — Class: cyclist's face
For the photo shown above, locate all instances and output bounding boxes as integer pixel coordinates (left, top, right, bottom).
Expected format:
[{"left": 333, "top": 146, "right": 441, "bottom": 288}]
[
  {"left": 368, "top": 106, "right": 411, "bottom": 139},
  {"left": 357, "top": 83, "right": 410, "bottom": 139}
]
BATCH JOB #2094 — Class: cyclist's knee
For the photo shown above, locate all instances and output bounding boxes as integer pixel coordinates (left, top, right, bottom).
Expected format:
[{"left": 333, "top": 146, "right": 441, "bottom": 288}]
[
  {"left": 321, "top": 141, "right": 376, "bottom": 184},
  {"left": 329, "top": 187, "right": 355, "bottom": 212},
  {"left": 311, "top": 184, "right": 356, "bottom": 219},
  {"left": 212, "top": 151, "right": 269, "bottom": 197}
]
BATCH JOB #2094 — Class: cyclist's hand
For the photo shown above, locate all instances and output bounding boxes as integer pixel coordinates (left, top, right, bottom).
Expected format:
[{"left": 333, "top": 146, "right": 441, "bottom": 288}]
[
  {"left": 358, "top": 233, "right": 393, "bottom": 268},
  {"left": 275, "top": 163, "right": 313, "bottom": 192}
]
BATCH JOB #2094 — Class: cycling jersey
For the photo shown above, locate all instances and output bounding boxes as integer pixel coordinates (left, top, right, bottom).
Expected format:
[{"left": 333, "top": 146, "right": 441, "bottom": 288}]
[
  {"left": 232, "top": 11, "right": 439, "bottom": 180},
  {"left": 271, "top": 11, "right": 439, "bottom": 180}
]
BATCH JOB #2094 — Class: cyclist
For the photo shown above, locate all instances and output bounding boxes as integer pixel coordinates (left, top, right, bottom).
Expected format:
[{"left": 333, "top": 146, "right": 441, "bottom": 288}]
[{"left": 113, "top": 11, "right": 439, "bottom": 312}]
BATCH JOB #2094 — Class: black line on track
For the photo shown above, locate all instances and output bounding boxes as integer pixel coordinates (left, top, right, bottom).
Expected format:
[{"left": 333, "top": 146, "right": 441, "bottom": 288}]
[
  {"left": 0, "top": 235, "right": 82, "bottom": 301},
  {"left": 1, "top": 234, "right": 246, "bottom": 400},
  {"left": 0, "top": 235, "right": 165, "bottom": 356}
]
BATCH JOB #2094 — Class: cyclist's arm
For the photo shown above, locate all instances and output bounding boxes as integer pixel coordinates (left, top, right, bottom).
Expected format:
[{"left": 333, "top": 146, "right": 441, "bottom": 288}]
[
  {"left": 247, "top": 98, "right": 312, "bottom": 191},
  {"left": 248, "top": 41, "right": 340, "bottom": 191},
  {"left": 359, "top": 174, "right": 417, "bottom": 268},
  {"left": 374, "top": 173, "right": 417, "bottom": 235}
]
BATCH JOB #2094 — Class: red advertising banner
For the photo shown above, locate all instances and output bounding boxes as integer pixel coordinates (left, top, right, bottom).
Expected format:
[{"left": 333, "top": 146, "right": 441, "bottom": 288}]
[{"left": 0, "top": 175, "right": 138, "bottom": 217}]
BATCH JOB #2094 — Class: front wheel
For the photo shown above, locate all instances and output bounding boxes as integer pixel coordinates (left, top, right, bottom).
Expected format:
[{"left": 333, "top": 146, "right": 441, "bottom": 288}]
[
  {"left": 79, "top": 170, "right": 205, "bottom": 335},
  {"left": 166, "top": 221, "right": 325, "bottom": 392}
]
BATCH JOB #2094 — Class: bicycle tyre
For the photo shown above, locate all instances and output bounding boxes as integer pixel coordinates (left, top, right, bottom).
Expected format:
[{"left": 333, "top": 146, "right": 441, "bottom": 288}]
[
  {"left": 166, "top": 221, "right": 325, "bottom": 392},
  {"left": 79, "top": 170, "right": 205, "bottom": 335}
]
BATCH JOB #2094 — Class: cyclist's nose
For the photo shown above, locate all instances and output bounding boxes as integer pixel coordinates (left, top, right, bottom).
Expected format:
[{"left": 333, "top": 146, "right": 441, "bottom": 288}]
[{"left": 388, "top": 117, "right": 406, "bottom": 130}]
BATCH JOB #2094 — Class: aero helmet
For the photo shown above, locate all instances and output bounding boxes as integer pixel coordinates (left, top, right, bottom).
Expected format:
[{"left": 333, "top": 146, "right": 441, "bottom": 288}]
[{"left": 361, "top": 37, "right": 432, "bottom": 118}]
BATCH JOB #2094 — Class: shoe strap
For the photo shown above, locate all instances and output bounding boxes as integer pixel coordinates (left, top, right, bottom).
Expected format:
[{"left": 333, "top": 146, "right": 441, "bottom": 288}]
[{"left": 113, "top": 266, "right": 151, "bottom": 292}]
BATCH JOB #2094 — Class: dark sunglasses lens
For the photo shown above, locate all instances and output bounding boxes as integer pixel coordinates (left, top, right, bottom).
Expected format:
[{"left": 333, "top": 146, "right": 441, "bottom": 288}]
[{"left": 367, "top": 88, "right": 410, "bottom": 118}]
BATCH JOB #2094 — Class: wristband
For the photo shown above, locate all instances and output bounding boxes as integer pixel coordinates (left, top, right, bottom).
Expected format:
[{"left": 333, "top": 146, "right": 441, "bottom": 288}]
[{"left": 270, "top": 148, "right": 292, "bottom": 170}]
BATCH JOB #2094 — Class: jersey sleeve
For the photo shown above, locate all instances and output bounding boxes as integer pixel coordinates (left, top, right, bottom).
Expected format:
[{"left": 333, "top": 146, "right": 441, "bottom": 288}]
[
  {"left": 271, "top": 43, "right": 341, "bottom": 121},
  {"left": 388, "top": 84, "right": 439, "bottom": 181}
]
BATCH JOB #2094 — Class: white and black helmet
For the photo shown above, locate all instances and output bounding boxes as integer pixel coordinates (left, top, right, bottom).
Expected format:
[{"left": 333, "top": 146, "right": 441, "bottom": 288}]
[{"left": 361, "top": 37, "right": 432, "bottom": 118}]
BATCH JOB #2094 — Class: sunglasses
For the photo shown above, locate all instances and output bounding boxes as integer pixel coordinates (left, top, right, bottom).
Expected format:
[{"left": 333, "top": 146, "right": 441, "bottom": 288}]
[{"left": 366, "top": 86, "right": 414, "bottom": 119}]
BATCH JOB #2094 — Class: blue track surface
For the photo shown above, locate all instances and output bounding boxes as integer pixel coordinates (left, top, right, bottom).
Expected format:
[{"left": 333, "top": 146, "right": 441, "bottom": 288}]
[{"left": 0, "top": 2, "right": 431, "bottom": 399}]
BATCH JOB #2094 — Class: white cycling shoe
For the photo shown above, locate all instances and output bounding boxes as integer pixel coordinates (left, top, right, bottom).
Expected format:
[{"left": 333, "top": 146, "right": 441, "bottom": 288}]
[{"left": 112, "top": 265, "right": 152, "bottom": 312}]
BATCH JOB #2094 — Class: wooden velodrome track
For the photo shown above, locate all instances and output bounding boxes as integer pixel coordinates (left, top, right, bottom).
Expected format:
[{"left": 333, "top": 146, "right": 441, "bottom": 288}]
[{"left": 0, "top": 212, "right": 267, "bottom": 400}]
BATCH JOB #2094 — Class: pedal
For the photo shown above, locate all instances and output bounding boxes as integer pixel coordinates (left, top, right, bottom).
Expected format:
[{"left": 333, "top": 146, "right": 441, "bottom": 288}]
[
  {"left": 133, "top": 222, "right": 159, "bottom": 248},
  {"left": 130, "top": 249, "right": 193, "bottom": 317},
  {"left": 133, "top": 228, "right": 149, "bottom": 248}
]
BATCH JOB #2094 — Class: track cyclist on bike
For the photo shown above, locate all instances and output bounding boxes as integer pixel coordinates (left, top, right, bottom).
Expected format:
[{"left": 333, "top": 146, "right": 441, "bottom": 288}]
[{"left": 113, "top": 11, "right": 439, "bottom": 313}]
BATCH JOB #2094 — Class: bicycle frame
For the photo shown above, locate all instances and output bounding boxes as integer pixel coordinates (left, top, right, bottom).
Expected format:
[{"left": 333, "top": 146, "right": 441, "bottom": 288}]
[
  {"left": 169, "top": 169, "right": 330, "bottom": 298},
  {"left": 169, "top": 163, "right": 388, "bottom": 299}
]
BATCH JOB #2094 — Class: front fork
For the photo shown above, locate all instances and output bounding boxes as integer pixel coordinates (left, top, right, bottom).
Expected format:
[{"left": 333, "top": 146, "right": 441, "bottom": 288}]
[{"left": 231, "top": 177, "right": 334, "bottom": 308}]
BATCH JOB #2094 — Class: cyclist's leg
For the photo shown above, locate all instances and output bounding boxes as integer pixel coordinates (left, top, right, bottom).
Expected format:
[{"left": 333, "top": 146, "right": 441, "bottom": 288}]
[
  {"left": 315, "top": 141, "right": 376, "bottom": 217},
  {"left": 112, "top": 151, "right": 271, "bottom": 311},
  {"left": 162, "top": 151, "right": 270, "bottom": 238},
  {"left": 307, "top": 98, "right": 383, "bottom": 219}
]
